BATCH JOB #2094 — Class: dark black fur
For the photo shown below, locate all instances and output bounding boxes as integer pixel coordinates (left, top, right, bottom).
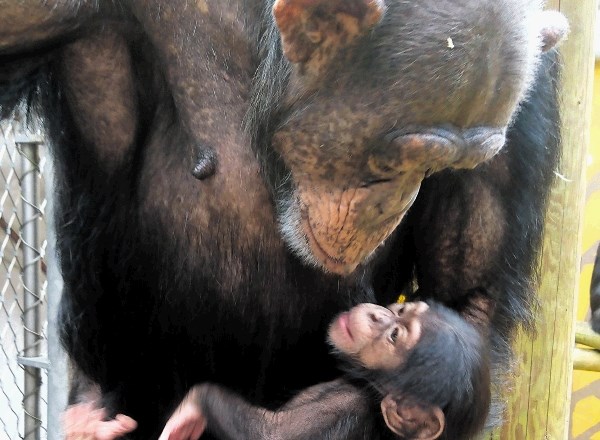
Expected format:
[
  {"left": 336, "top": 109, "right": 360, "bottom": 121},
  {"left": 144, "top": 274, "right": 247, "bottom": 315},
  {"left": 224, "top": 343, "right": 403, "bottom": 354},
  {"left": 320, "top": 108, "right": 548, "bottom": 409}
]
[
  {"left": 168, "top": 301, "right": 489, "bottom": 440},
  {"left": 0, "top": 1, "right": 561, "bottom": 439},
  {"left": 372, "top": 51, "right": 561, "bottom": 425}
]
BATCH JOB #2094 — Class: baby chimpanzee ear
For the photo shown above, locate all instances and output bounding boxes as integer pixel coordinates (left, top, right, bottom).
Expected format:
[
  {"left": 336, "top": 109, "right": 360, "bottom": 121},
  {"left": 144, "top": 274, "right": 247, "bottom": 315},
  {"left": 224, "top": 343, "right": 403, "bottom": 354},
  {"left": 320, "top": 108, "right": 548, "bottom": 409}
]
[
  {"left": 535, "top": 10, "right": 570, "bottom": 52},
  {"left": 381, "top": 395, "right": 445, "bottom": 440}
]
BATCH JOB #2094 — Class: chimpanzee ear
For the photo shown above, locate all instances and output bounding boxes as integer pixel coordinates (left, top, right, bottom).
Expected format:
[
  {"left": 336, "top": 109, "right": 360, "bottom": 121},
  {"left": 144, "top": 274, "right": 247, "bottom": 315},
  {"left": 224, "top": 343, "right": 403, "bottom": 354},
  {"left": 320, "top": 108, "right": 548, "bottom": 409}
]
[
  {"left": 272, "top": 0, "right": 385, "bottom": 65},
  {"left": 381, "top": 395, "right": 445, "bottom": 440},
  {"left": 535, "top": 10, "right": 569, "bottom": 52}
]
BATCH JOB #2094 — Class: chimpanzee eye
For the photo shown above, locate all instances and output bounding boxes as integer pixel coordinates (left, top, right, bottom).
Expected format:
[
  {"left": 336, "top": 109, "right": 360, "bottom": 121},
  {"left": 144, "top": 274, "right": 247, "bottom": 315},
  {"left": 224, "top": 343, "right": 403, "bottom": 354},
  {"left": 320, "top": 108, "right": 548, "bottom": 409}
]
[{"left": 389, "top": 327, "right": 399, "bottom": 344}]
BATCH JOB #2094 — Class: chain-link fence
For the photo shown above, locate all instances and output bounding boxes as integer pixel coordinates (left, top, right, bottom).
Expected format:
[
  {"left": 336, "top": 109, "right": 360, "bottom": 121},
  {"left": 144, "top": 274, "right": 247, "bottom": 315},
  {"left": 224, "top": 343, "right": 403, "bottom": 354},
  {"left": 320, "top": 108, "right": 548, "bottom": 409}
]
[{"left": 0, "top": 117, "right": 58, "bottom": 440}]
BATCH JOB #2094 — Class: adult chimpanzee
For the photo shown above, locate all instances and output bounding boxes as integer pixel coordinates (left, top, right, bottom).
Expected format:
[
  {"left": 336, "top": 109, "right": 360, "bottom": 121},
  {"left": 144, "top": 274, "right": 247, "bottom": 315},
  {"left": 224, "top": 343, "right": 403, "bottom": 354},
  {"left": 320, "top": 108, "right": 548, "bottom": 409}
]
[
  {"left": 0, "top": 1, "right": 568, "bottom": 439},
  {"left": 159, "top": 301, "right": 490, "bottom": 440}
]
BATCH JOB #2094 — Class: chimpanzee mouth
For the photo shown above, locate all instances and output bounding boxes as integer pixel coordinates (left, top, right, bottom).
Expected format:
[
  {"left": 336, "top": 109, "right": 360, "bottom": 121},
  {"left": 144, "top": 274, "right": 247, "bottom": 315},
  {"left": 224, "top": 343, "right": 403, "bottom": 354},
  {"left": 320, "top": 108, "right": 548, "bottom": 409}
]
[
  {"left": 301, "top": 202, "right": 414, "bottom": 276},
  {"left": 278, "top": 184, "right": 419, "bottom": 275},
  {"left": 338, "top": 312, "right": 353, "bottom": 341},
  {"left": 302, "top": 215, "right": 357, "bottom": 275}
]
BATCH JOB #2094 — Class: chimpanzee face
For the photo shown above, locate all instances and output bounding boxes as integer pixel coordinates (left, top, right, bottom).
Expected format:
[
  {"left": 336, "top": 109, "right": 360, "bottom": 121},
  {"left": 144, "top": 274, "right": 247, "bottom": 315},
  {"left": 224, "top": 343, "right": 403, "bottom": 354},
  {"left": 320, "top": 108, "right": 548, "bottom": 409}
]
[
  {"left": 328, "top": 301, "right": 430, "bottom": 370},
  {"left": 271, "top": 0, "right": 554, "bottom": 275}
]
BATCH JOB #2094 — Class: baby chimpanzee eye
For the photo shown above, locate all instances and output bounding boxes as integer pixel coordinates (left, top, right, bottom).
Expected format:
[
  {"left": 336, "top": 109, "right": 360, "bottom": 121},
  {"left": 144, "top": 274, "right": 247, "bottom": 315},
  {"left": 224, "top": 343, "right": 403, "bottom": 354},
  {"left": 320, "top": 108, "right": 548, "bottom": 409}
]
[{"left": 389, "top": 327, "right": 399, "bottom": 343}]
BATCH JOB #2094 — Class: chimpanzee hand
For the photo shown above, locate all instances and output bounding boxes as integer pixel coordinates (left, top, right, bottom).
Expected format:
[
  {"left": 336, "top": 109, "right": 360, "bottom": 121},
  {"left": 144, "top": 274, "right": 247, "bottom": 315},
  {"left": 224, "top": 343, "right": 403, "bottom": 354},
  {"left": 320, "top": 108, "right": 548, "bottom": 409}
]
[
  {"left": 159, "top": 386, "right": 207, "bottom": 440},
  {"left": 62, "top": 402, "right": 137, "bottom": 440},
  {"left": 461, "top": 290, "right": 496, "bottom": 336}
]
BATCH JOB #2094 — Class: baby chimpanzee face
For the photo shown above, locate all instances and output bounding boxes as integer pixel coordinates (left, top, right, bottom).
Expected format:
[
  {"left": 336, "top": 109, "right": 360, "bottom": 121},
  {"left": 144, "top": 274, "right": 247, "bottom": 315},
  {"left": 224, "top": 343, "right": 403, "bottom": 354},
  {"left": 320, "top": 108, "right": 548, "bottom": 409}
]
[{"left": 328, "top": 302, "right": 429, "bottom": 370}]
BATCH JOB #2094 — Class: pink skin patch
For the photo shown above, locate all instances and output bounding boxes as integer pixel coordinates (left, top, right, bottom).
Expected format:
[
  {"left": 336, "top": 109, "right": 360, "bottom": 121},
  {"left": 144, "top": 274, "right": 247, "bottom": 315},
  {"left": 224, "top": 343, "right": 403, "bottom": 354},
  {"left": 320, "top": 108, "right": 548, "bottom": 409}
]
[{"left": 338, "top": 312, "right": 353, "bottom": 341}]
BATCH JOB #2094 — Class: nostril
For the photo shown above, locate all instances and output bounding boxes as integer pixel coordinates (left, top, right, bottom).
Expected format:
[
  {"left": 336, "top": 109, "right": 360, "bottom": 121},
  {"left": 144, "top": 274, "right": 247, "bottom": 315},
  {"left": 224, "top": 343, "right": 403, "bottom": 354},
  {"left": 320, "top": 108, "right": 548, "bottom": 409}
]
[{"left": 369, "top": 313, "right": 379, "bottom": 323}]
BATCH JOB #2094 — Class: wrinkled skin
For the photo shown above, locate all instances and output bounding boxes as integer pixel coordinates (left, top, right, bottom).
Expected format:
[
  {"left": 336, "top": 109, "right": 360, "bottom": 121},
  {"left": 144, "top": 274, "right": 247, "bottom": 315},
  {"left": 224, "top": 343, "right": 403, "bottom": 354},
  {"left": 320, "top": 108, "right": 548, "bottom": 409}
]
[{"left": 0, "top": 0, "right": 565, "bottom": 439}]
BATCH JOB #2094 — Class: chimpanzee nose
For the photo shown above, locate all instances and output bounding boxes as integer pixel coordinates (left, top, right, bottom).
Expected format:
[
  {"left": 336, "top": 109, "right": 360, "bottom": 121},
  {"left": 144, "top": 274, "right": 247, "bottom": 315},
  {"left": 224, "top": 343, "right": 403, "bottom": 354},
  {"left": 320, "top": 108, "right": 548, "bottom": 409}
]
[
  {"left": 368, "top": 310, "right": 392, "bottom": 326},
  {"left": 368, "top": 312, "right": 380, "bottom": 323},
  {"left": 382, "top": 126, "right": 506, "bottom": 173}
]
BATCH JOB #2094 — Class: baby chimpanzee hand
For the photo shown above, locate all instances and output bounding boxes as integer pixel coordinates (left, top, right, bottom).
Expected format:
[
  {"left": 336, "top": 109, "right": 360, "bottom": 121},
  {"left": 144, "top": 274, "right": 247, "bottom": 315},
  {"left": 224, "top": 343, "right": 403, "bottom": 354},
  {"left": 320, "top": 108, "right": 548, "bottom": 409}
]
[
  {"left": 62, "top": 402, "right": 137, "bottom": 440},
  {"left": 159, "top": 386, "right": 207, "bottom": 440}
]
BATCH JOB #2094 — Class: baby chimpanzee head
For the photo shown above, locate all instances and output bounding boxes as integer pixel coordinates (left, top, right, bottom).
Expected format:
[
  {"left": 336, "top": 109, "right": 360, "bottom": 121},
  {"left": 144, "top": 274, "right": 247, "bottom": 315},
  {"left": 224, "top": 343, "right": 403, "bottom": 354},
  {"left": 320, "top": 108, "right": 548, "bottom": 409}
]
[{"left": 328, "top": 301, "right": 490, "bottom": 440}]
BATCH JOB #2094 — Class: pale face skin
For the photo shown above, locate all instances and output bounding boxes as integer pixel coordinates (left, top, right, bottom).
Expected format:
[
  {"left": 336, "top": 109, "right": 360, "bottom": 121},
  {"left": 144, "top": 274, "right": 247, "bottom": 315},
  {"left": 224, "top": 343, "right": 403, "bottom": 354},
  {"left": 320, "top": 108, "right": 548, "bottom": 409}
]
[{"left": 328, "top": 301, "right": 430, "bottom": 370}]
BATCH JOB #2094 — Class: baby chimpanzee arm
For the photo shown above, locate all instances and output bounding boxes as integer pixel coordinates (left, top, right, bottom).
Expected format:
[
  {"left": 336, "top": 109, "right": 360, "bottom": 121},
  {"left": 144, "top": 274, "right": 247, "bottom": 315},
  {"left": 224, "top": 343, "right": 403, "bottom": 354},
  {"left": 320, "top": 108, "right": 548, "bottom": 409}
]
[{"left": 161, "top": 379, "right": 375, "bottom": 440}]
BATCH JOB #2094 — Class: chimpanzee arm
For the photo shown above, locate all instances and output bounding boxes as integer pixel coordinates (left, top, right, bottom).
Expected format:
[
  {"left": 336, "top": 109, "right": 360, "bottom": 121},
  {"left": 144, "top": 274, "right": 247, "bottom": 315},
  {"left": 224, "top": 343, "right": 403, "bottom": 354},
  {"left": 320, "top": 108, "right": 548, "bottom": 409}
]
[
  {"left": 0, "top": 1, "right": 106, "bottom": 117},
  {"left": 408, "top": 51, "right": 561, "bottom": 355},
  {"left": 161, "top": 380, "right": 376, "bottom": 440},
  {"left": 0, "top": 1, "right": 98, "bottom": 51},
  {"left": 389, "top": 53, "right": 561, "bottom": 431}
]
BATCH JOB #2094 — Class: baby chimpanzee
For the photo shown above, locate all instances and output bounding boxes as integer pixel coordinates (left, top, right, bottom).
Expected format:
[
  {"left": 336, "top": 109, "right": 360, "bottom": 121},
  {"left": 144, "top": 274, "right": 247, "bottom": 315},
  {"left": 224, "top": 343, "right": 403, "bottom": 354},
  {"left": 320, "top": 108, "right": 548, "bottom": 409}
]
[{"left": 159, "top": 301, "right": 490, "bottom": 440}]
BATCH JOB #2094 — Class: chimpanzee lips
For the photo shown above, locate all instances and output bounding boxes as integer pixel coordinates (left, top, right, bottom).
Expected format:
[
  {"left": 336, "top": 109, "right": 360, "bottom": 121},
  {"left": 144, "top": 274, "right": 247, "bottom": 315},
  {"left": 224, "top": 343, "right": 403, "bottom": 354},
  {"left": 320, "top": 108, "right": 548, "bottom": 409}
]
[
  {"left": 299, "top": 182, "right": 420, "bottom": 276},
  {"left": 338, "top": 312, "right": 353, "bottom": 341},
  {"left": 328, "top": 311, "right": 356, "bottom": 353},
  {"left": 303, "top": 214, "right": 359, "bottom": 275}
]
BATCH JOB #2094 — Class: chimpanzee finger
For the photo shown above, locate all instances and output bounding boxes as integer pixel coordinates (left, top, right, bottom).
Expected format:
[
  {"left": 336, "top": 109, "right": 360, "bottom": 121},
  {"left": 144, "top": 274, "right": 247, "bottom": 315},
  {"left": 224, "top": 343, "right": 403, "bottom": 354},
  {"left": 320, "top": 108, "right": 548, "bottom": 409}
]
[
  {"left": 63, "top": 403, "right": 105, "bottom": 440},
  {"left": 189, "top": 418, "right": 207, "bottom": 439},
  {"left": 96, "top": 415, "right": 137, "bottom": 440}
]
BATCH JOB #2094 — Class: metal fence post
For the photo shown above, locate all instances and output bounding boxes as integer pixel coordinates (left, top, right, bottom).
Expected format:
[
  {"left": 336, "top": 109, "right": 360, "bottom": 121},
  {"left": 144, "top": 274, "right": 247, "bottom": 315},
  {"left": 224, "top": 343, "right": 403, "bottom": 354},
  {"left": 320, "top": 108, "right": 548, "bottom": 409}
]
[
  {"left": 45, "top": 153, "right": 67, "bottom": 440},
  {"left": 17, "top": 136, "right": 44, "bottom": 440}
]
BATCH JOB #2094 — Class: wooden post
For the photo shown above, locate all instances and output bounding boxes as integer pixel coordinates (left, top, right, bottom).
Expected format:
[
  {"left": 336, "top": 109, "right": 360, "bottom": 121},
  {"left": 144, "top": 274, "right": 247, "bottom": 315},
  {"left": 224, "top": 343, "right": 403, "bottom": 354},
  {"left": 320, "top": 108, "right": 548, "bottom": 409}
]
[{"left": 489, "top": 1, "right": 597, "bottom": 439}]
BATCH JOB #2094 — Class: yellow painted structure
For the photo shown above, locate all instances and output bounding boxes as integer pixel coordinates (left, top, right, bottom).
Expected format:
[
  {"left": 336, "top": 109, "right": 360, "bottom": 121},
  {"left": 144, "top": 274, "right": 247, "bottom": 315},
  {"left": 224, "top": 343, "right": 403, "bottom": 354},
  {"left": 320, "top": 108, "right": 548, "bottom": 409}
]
[{"left": 570, "top": 62, "right": 600, "bottom": 440}]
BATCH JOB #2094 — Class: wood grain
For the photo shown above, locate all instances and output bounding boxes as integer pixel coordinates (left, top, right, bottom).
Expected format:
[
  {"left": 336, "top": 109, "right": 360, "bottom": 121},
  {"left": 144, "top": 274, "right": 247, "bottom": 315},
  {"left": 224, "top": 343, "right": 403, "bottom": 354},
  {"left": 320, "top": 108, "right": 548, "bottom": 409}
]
[{"left": 488, "top": 1, "right": 597, "bottom": 438}]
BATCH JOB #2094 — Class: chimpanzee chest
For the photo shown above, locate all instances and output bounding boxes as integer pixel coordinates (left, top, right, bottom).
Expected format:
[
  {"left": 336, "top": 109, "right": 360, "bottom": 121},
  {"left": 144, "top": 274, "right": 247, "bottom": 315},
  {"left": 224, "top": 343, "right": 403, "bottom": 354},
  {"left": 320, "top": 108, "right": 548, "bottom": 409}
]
[{"left": 93, "top": 125, "right": 356, "bottom": 400}]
